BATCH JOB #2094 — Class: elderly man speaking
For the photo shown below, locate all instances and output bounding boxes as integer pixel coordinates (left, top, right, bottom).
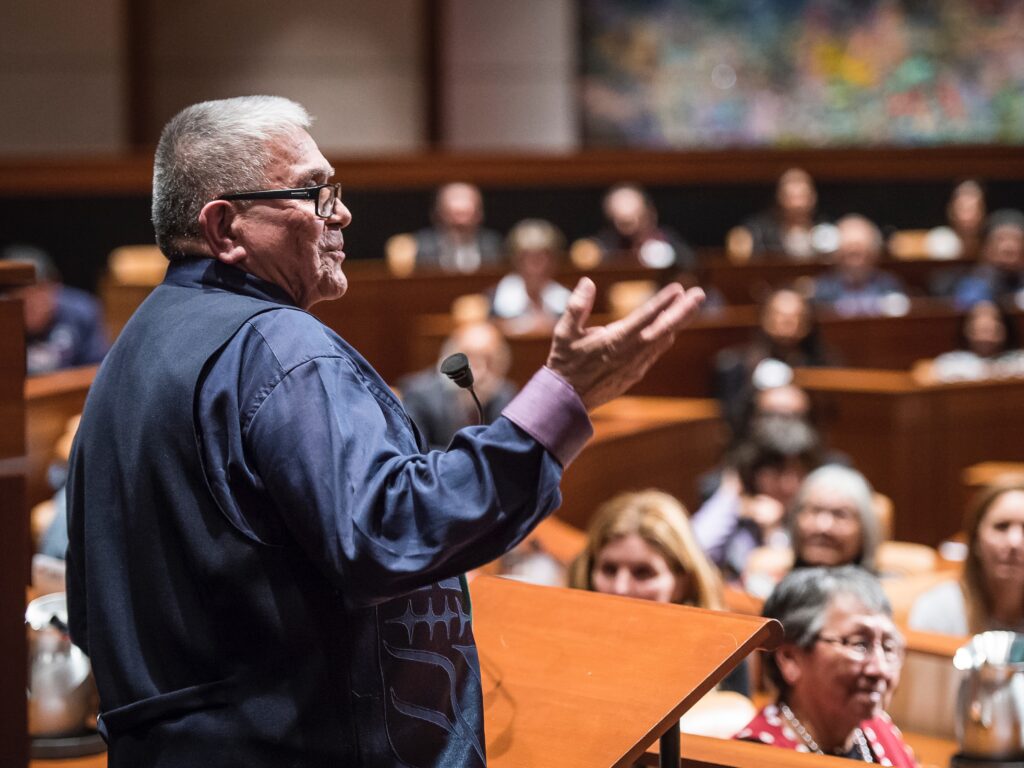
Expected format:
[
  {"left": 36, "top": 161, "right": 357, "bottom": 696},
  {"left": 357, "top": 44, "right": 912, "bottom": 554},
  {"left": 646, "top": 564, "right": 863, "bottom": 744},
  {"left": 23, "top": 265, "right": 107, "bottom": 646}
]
[{"left": 66, "top": 96, "right": 703, "bottom": 767}]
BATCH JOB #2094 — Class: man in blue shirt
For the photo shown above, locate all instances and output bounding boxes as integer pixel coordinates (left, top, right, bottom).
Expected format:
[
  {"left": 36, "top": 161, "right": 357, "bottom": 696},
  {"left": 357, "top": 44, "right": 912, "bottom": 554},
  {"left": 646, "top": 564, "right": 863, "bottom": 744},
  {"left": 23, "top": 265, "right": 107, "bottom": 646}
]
[
  {"left": 66, "top": 96, "right": 704, "bottom": 767},
  {"left": 811, "top": 215, "right": 907, "bottom": 317},
  {"left": 1, "top": 244, "right": 108, "bottom": 374},
  {"left": 953, "top": 209, "right": 1024, "bottom": 309}
]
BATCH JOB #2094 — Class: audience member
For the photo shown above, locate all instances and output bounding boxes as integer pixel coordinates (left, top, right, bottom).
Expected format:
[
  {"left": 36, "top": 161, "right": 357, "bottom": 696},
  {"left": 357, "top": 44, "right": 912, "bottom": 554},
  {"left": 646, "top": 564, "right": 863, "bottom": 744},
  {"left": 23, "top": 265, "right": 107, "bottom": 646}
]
[
  {"left": 33, "top": 414, "right": 80, "bottom": 561},
  {"left": 732, "top": 168, "right": 836, "bottom": 261},
  {"left": 488, "top": 218, "right": 570, "bottom": 333},
  {"left": 412, "top": 182, "right": 503, "bottom": 273},
  {"left": 743, "top": 465, "right": 880, "bottom": 597},
  {"left": 812, "top": 215, "right": 908, "bottom": 317},
  {"left": 714, "top": 288, "right": 836, "bottom": 430},
  {"left": 568, "top": 489, "right": 750, "bottom": 697},
  {"left": 917, "top": 300, "right": 1024, "bottom": 383},
  {"left": 569, "top": 489, "right": 724, "bottom": 607},
  {"left": 585, "top": 183, "right": 696, "bottom": 270},
  {"left": 729, "top": 382, "right": 812, "bottom": 446},
  {"left": 929, "top": 179, "right": 987, "bottom": 260},
  {"left": 693, "top": 416, "right": 822, "bottom": 578},
  {"left": 1, "top": 244, "right": 108, "bottom": 375},
  {"left": 736, "top": 566, "right": 916, "bottom": 766},
  {"left": 953, "top": 209, "right": 1024, "bottom": 309},
  {"left": 792, "top": 466, "right": 880, "bottom": 570},
  {"left": 909, "top": 475, "right": 1024, "bottom": 636},
  {"left": 397, "top": 322, "right": 516, "bottom": 450}
]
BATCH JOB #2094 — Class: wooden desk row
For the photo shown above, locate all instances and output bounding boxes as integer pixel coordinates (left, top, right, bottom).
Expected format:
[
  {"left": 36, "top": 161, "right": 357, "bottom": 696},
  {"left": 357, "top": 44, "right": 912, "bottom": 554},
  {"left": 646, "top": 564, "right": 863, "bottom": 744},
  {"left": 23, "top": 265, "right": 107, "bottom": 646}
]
[
  {"left": 101, "top": 256, "right": 976, "bottom": 385},
  {"left": 23, "top": 359, "right": 1024, "bottom": 550},
  {"left": 561, "top": 398, "right": 726, "bottom": 529},
  {"left": 412, "top": 297, "right": 1024, "bottom": 398},
  {"left": 21, "top": 360, "right": 727, "bottom": 530},
  {"left": 794, "top": 368, "right": 1024, "bottom": 546},
  {"left": 24, "top": 367, "right": 95, "bottom": 512}
]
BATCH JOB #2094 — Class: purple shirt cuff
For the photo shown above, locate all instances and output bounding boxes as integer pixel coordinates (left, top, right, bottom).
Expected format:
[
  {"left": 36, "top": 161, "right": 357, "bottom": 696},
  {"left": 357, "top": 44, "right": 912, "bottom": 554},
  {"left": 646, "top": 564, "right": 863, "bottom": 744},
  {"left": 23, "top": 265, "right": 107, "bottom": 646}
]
[{"left": 502, "top": 367, "right": 593, "bottom": 467}]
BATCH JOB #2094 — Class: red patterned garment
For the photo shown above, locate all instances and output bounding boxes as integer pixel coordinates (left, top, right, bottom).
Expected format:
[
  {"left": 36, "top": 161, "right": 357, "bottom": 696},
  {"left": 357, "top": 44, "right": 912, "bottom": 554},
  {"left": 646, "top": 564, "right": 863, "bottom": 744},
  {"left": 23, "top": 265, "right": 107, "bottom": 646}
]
[{"left": 734, "top": 704, "right": 919, "bottom": 767}]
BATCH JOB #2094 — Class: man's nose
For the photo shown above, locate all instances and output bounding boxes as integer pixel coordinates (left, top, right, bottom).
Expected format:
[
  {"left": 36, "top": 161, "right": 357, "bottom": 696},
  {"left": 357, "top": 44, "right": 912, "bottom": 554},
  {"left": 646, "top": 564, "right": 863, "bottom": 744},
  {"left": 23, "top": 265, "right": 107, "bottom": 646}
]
[
  {"left": 328, "top": 199, "right": 352, "bottom": 227},
  {"left": 1008, "top": 525, "right": 1024, "bottom": 548}
]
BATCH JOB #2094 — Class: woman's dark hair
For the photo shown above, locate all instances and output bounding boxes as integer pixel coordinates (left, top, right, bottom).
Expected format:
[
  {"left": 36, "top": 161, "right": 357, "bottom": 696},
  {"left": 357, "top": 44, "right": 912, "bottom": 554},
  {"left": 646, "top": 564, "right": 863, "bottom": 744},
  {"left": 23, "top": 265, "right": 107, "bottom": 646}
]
[
  {"left": 731, "top": 416, "right": 823, "bottom": 495},
  {"left": 751, "top": 288, "right": 831, "bottom": 366},
  {"left": 956, "top": 300, "right": 1019, "bottom": 354},
  {"left": 762, "top": 566, "right": 892, "bottom": 696}
]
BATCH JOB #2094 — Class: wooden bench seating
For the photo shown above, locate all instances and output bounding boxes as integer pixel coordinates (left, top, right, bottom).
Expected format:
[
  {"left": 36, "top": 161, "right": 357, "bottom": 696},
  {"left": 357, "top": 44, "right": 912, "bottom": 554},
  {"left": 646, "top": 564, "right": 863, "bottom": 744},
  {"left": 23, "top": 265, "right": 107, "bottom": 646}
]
[
  {"left": 24, "top": 366, "right": 96, "bottom": 510},
  {"left": 101, "top": 254, "right": 996, "bottom": 390},
  {"left": 410, "top": 297, "right": 1024, "bottom": 398},
  {"left": 795, "top": 369, "right": 1024, "bottom": 546}
]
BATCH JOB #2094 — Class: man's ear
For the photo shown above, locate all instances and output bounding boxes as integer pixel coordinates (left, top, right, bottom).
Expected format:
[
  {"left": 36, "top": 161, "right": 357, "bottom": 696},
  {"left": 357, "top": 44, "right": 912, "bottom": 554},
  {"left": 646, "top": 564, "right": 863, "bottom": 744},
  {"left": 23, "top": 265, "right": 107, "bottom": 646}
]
[
  {"left": 199, "top": 200, "right": 247, "bottom": 265},
  {"left": 775, "top": 644, "right": 805, "bottom": 688}
]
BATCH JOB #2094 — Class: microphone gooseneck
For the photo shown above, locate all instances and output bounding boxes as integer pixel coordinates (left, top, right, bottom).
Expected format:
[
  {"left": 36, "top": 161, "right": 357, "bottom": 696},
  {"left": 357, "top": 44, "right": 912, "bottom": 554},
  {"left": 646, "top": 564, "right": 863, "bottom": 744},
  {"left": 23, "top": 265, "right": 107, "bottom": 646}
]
[{"left": 440, "top": 352, "right": 484, "bottom": 425}]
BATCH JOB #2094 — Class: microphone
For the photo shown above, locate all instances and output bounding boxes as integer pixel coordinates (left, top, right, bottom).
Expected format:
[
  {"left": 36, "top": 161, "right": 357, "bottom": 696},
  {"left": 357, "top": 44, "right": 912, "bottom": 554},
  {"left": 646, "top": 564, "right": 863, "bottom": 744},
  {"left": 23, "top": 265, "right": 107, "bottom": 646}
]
[{"left": 440, "top": 353, "right": 484, "bottom": 425}]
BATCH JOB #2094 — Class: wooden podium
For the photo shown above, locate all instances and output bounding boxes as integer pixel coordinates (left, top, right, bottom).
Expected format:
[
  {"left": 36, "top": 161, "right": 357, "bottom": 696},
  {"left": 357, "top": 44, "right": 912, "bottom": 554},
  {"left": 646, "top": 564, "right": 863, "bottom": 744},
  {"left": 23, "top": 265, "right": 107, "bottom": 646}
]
[{"left": 471, "top": 576, "right": 783, "bottom": 768}]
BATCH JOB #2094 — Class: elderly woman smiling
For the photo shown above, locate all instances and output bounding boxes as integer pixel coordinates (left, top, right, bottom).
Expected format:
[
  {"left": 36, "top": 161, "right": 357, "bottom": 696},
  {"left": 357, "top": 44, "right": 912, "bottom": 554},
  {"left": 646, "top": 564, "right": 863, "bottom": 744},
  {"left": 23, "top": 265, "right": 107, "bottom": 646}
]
[{"left": 735, "top": 566, "right": 918, "bottom": 766}]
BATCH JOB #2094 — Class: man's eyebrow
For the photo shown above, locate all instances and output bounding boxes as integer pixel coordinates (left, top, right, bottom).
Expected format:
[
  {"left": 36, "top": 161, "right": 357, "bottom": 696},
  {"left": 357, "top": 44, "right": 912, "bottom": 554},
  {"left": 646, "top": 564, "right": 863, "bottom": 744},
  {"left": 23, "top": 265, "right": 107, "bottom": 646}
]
[{"left": 297, "top": 166, "right": 334, "bottom": 185}]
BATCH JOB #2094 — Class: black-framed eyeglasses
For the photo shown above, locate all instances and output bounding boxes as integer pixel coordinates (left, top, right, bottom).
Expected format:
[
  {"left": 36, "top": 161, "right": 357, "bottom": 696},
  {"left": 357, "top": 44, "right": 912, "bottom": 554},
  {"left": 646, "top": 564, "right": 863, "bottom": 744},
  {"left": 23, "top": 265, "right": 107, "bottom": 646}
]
[
  {"left": 217, "top": 183, "right": 341, "bottom": 218},
  {"left": 816, "top": 633, "right": 905, "bottom": 664}
]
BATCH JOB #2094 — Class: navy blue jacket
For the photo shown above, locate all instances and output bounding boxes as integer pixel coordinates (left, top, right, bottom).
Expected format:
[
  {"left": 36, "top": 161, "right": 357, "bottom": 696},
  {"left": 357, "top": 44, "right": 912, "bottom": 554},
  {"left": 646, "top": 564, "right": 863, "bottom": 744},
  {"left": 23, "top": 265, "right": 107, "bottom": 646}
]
[{"left": 66, "top": 259, "right": 563, "bottom": 766}]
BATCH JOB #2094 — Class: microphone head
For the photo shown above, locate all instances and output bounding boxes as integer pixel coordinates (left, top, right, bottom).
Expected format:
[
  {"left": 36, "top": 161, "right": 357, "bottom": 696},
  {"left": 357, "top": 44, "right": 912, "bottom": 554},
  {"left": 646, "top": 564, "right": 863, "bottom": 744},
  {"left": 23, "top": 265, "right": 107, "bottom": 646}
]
[{"left": 440, "top": 352, "right": 475, "bottom": 389}]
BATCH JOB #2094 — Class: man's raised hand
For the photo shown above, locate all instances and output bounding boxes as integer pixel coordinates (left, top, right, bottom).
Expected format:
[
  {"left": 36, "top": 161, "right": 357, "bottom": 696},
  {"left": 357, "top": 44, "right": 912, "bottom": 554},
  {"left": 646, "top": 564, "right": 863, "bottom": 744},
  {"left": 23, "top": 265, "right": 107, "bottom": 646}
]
[{"left": 545, "top": 277, "right": 705, "bottom": 410}]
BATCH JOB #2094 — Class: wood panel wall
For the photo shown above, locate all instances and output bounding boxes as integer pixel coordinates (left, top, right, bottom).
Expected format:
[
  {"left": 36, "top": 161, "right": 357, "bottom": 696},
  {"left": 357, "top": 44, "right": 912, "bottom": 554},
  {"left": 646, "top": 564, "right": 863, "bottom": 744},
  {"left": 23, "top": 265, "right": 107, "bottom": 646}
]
[{"left": 4, "top": 145, "right": 1024, "bottom": 196}]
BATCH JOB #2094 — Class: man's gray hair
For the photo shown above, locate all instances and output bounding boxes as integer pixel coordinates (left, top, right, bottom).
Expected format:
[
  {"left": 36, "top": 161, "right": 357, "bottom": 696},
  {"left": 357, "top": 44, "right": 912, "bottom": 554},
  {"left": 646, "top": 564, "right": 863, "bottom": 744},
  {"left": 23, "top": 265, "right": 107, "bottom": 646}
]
[
  {"left": 152, "top": 95, "right": 312, "bottom": 260},
  {"left": 837, "top": 213, "right": 883, "bottom": 253},
  {"left": 762, "top": 565, "right": 892, "bottom": 695},
  {"left": 790, "top": 464, "right": 881, "bottom": 571}
]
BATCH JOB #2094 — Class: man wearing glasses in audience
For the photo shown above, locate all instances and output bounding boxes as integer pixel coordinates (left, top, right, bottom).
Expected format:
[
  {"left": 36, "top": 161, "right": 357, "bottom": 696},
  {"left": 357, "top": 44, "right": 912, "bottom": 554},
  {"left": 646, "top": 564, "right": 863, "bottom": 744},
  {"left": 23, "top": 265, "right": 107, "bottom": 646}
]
[{"left": 65, "top": 96, "right": 704, "bottom": 767}]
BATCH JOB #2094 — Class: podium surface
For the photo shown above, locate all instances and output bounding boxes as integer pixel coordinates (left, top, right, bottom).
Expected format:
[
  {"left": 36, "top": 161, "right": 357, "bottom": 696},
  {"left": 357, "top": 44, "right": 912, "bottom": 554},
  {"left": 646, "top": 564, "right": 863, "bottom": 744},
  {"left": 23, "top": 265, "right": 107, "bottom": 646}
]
[{"left": 471, "top": 576, "right": 783, "bottom": 768}]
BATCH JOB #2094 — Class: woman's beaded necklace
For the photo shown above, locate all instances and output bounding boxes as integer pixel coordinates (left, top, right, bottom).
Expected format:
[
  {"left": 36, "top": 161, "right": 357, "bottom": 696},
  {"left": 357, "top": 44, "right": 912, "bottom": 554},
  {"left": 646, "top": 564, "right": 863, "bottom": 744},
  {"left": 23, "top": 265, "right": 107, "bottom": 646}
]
[{"left": 779, "top": 702, "right": 874, "bottom": 763}]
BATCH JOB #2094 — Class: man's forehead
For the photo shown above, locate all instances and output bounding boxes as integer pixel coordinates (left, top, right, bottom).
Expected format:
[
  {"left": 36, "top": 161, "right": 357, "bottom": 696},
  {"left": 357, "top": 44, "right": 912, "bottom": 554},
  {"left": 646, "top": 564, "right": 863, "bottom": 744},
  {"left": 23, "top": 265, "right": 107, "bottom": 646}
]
[{"left": 268, "top": 129, "right": 334, "bottom": 182}]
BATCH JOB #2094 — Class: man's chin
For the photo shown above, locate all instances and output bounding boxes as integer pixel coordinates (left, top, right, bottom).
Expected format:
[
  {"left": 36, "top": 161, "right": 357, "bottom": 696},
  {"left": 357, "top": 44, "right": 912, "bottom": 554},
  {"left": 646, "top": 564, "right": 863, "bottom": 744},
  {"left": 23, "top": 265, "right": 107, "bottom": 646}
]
[{"left": 323, "top": 275, "right": 348, "bottom": 302}]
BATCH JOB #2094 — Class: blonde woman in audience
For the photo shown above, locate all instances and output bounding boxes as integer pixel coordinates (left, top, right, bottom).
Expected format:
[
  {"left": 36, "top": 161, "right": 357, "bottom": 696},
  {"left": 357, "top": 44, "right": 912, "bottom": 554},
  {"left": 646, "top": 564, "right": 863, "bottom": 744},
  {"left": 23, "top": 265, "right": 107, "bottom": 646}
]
[
  {"left": 909, "top": 475, "right": 1024, "bottom": 636},
  {"left": 488, "top": 218, "right": 571, "bottom": 334},
  {"left": 568, "top": 490, "right": 753, "bottom": 705},
  {"left": 569, "top": 489, "right": 724, "bottom": 609},
  {"left": 736, "top": 566, "right": 918, "bottom": 766}
]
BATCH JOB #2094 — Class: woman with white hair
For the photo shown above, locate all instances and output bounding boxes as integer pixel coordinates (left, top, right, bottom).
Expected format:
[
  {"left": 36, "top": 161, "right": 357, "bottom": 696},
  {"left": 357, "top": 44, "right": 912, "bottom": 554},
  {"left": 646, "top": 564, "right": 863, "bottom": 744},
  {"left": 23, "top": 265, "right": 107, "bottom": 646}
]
[
  {"left": 791, "top": 465, "right": 880, "bottom": 571},
  {"left": 743, "top": 465, "right": 880, "bottom": 597},
  {"left": 735, "top": 567, "right": 917, "bottom": 765}
]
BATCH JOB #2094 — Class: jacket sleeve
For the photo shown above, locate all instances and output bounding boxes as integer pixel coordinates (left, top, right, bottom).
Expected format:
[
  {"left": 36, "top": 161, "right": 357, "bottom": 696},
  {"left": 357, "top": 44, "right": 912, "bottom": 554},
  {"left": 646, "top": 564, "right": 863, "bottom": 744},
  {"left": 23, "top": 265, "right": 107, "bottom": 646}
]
[{"left": 245, "top": 356, "right": 567, "bottom": 605}]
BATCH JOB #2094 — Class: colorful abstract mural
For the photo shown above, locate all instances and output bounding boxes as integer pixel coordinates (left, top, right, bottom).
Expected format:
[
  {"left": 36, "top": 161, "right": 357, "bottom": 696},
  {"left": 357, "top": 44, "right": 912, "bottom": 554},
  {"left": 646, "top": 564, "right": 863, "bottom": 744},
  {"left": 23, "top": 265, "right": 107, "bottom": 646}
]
[{"left": 581, "top": 0, "right": 1024, "bottom": 147}]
